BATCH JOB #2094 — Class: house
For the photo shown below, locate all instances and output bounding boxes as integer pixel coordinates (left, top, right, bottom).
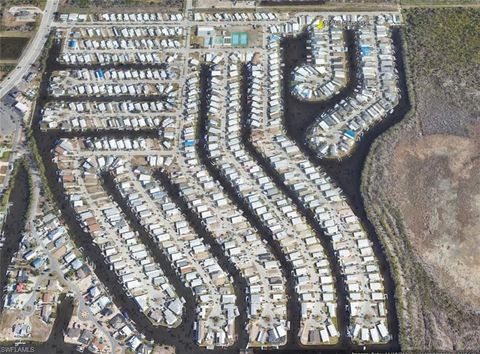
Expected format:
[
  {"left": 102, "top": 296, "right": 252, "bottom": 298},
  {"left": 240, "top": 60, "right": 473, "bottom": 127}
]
[
  {"left": 108, "top": 314, "right": 125, "bottom": 330},
  {"left": 41, "top": 304, "right": 53, "bottom": 323},
  {"left": 13, "top": 324, "right": 31, "bottom": 337},
  {"left": 66, "top": 326, "right": 81, "bottom": 339},
  {"left": 78, "top": 329, "right": 94, "bottom": 345},
  {"left": 31, "top": 257, "right": 45, "bottom": 269}
]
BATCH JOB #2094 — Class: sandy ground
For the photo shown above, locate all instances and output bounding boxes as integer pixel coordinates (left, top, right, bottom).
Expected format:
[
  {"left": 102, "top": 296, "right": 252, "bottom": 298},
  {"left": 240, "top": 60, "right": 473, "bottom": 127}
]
[
  {"left": 30, "top": 314, "right": 53, "bottom": 341},
  {"left": 390, "top": 131, "right": 480, "bottom": 309},
  {"left": 0, "top": 310, "right": 51, "bottom": 342},
  {"left": 362, "top": 9, "right": 480, "bottom": 349},
  {"left": 0, "top": 310, "right": 20, "bottom": 338},
  {"left": 154, "top": 345, "right": 176, "bottom": 354}
]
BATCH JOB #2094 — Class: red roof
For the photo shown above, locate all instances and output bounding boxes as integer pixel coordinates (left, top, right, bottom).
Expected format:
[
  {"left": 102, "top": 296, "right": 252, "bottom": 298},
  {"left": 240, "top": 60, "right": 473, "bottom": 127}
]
[{"left": 16, "top": 283, "right": 26, "bottom": 293}]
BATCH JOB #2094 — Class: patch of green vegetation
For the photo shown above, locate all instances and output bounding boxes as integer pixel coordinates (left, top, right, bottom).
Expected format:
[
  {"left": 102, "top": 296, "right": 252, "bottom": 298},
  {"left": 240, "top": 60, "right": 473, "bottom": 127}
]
[
  {"left": 0, "top": 64, "right": 15, "bottom": 73},
  {"left": 69, "top": 0, "right": 150, "bottom": 8},
  {"left": 76, "top": 0, "right": 89, "bottom": 7},
  {"left": 0, "top": 36, "right": 30, "bottom": 60},
  {"left": 1, "top": 159, "right": 18, "bottom": 211},
  {"left": 403, "top": 8, "right": 480, "bottom": 81},
  {"left": 0, "top": 0, "right": 46, "bottom": 7},
  {"left": 61, "top": 0, "right": 182, "bottom": 12},
  {"left": 0, "top": 150, "right": 12, "bottom": 161},
  {"left": 27, "top": 132, "right": 53, "bottom": 203},
  {"left": 401, "top": 0, "right": 480, "bottom": 5},
  {"left": 362, "top": 9, "right": 480, "bottom": 350}
]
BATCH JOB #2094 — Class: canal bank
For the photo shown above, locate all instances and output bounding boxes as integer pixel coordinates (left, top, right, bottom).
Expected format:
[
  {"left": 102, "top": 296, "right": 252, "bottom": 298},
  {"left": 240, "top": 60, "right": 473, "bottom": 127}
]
[
  {"left": 31, "top": 41, "right": 244, "bottom": 354},
  {"left": 280, "top": 28, "right": 411, "bottom": 352},
  {"left": 196, "top": 64, "right": 302, "bottom": 349},
  {"left": 282, "top": 29, "right": 360, "bottom": 144},
  {"left": 101, "top": 172, "right": 197, "bottom": 340},
  {"left": 31, "top": 295, "right": 94, "bottom": 354},
  {"left": 0, "top": 164, "right": 30, "bottom": 314},
  {"left": 155, "top": 170, "right": 250, "bottom": 350},
  {"left": 240, "top": 63, "right": 349, "bottom": 351}
]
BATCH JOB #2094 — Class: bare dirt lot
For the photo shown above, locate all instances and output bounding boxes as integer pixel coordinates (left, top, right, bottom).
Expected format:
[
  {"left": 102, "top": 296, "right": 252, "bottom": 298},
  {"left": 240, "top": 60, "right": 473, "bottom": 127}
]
[
  {"left": 390, "top": 132, "right": 480, "bottom": 308},
  {"left": 362, "top": 7, "right": 480, "bottom": 350}
]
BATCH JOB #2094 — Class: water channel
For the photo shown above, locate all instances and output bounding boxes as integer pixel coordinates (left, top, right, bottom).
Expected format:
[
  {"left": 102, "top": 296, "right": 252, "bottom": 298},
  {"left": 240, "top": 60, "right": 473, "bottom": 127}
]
[
  {"left": 0, "top": 165, "right": 30, "bottom": 314},
  {"left": 278, "top": 28, "right": 411, "bottom": 353},
  {"left": 29, "top": 23, "right": 411, "bottom": 352}
]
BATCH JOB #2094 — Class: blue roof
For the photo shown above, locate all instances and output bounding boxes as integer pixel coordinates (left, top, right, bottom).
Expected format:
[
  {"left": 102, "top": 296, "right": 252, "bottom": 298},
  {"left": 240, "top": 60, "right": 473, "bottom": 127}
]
[
  {"left": 31, "top": 257, "right": 45, "bottom": 269},
  {"left": 5, "top": 293, "right": 14, "bottom": 306},
  {"left": 68, "top": 39, "right": 78, "bottom": 48},
  {"left": 47, "top": 227, "right": 63, "bottom": 240},
  {"left": 96, "top": 69, "right": 104, "bottom": 78},
  {"left": 54, "top": 236, "right": 65, "bottom": 247},
  {"left": 344, "top": 130, "right": 356, "bottom": 139},
  {"left": 360, "top": 45, "right": 372, "bottom": 56}
]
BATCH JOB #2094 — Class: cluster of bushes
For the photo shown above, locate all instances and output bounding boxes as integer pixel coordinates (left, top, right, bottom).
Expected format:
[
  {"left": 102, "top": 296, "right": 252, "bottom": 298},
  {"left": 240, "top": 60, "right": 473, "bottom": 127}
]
[
  {"left": 63, "top": 0, "right": 182, "bottom": 8},
  {"left": 404, "top": 8, "right": 480, "bottom": 87},
  {"left": 361, "top": 7, "right": 480, "bottom": 350}
]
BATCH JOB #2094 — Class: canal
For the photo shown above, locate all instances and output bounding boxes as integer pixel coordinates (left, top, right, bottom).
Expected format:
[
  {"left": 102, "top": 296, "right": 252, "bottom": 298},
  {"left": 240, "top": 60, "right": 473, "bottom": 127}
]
[
  {"left": 31, "top": 295, "right": 94, "bottom": 354},
  {"left": 155, "top": 170, "right": 250, "bottom": 350},
  {"left": 278, "top": 28, "right": 411, "bottom": 352},
  {"left": 32, "top": 41, "right": 246, "bottom": 354},
  {"left": 0, "top": 164, "right": 30, "bottom": 314},
  {"left": 196, "top": 64, "right": 302, "bottom": 348},
  {"left": 240, "top": 63, "right": 349, "bottom": 351},
  {"left": 101, "top": 172, "right": 197, "bottom": 349},
  {"left": 30, "top": 24, "right": 410, "bottom": 352}
]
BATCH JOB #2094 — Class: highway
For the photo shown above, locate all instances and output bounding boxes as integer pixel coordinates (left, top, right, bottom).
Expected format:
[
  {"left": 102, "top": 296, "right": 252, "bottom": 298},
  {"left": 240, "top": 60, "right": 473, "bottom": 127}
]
[{"left": 0, "top": 0, "right": 59, "bottom": 99}]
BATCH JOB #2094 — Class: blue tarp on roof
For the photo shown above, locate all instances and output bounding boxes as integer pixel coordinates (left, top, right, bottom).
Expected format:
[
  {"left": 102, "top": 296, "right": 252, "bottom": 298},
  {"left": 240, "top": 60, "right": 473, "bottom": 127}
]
[
  {"left": 344, "top": 130, "right": 356, "bottom": 139},
  {"left": 95, "top": 69, "right": 105, "bottom": 79},
  {"left": 68, "top": 39, "right": 78, "bottom": 48},
  {"left": 360, "top": 45, "right": 372, "bottom": 56}
]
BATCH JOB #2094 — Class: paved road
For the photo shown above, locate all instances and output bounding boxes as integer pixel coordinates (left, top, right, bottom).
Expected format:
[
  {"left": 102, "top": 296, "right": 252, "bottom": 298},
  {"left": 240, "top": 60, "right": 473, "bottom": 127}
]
[{"left": 0, "top": 0, "right": 59, "bottom": 99}]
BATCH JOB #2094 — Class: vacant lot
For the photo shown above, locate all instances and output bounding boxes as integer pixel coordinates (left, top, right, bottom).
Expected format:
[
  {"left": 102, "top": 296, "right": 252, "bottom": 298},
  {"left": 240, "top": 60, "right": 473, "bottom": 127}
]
[
  {"left": 0, "top": 36, "right": 29, "bottom": 60},
  {"left": 59, "top": 0, "right": 183, "bottom": 12},
  {"left": 392, "top": 133, "right": 480, "bottom": 307},
  {"left": 362, "top": 7, "right": 480, "bottom": 350}
]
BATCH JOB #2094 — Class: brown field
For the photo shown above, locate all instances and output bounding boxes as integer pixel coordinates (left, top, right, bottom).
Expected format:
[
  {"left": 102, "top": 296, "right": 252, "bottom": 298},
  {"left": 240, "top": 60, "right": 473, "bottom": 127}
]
[
  {"left": 0, "top": 310, "right": 19, "bottom": 337},
  {"left": 30, "top": 314, "right": 53, "bottom": 341},
  {"left": 389, "top": 132, "right": 480, "bottom": 308},
  {"left": 362, "top": 7, "right": 480, "bottom": 350}
]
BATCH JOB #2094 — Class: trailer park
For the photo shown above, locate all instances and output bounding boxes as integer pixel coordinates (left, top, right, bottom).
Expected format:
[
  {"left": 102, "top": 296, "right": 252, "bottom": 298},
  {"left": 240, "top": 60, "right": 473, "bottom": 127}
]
[{"left": 1, "top": 8, "right": 402, "bottom": 354}]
